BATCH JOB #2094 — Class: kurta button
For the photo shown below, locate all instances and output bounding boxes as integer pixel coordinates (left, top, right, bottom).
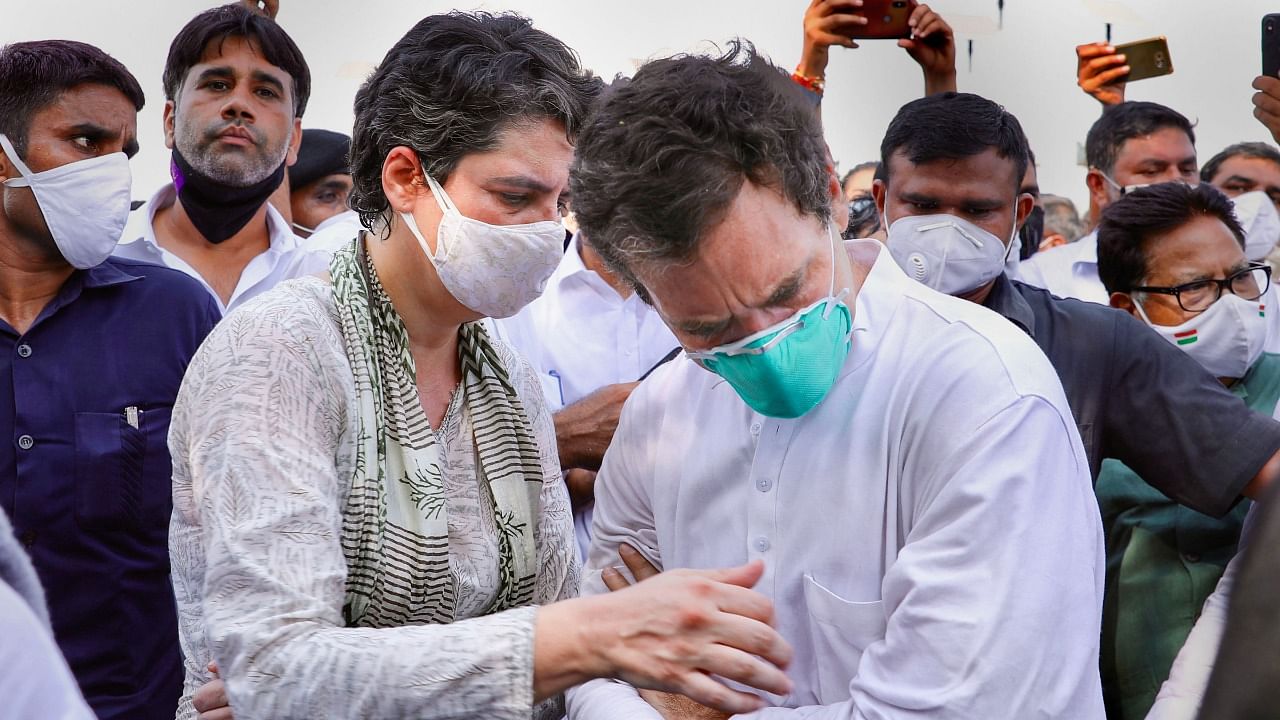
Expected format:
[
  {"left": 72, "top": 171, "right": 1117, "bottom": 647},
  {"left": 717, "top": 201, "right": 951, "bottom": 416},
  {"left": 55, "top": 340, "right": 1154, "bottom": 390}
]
[
  {"left": 16, "top": 344, "right": 31, "bottom": 358},
  {"left": 17, "top": 435, "right": 33, "bottom": 450},
  {"left": 750, "top": 422, "right": 762, "bottom": 435},
  {"left": 756, "top": 477, "right": 772, "bottom": 492},
  {"left": 753, "top": 536, "right": 771, "bottom": 552}
]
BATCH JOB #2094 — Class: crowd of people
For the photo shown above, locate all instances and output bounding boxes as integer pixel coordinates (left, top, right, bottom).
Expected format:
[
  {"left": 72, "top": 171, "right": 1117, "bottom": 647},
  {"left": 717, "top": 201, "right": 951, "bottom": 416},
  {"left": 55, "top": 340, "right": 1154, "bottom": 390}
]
[{"left": 4, "top": 0, "right": 1280, "bottom": 718}]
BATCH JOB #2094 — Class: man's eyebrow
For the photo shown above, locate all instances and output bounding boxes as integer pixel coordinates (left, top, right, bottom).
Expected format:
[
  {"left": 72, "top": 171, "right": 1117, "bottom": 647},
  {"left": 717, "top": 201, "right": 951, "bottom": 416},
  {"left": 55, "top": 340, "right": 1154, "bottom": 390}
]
[
  {"left": 488, "top": 175, "right": 555, "bottom": 194},
  {"left": 316, "top": 178, "right": 351, "bottom": 192},
  {"left": 251, "top": 69, "right": 285, "bottom": 94},
  {"left": 761, "top": 267, "right": 806, "bottom": 307},
  {"left": 195, "top": 66, "right": 236, "bottom": 85},
  {"left": 675, "top": 316, "right": 733, "bottom": 337},
  {"left": 899, "top": 191, "right": 941, "bottom": 204},
  {"left": 65, "top": 123, "right": 139, "bottom": 158}
]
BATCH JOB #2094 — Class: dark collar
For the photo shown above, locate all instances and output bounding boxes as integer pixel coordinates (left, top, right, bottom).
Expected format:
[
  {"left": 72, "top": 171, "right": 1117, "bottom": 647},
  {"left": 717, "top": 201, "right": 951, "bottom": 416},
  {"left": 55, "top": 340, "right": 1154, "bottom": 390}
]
[
  {"left": 983, "top": 273, "right": 1037, "bottom": 336},
  {"left": 79, "top": 259, "right": 143, "bottom": 289}
]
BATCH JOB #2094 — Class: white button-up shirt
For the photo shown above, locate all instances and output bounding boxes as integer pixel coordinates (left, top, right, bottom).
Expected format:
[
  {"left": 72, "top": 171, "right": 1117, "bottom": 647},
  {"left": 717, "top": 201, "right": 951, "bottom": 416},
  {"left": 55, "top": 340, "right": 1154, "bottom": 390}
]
[
  {"left": 1018, "top": 230, "right": 1108, "bottom": 305},
  {"left": 115, "top": 184, "right": 332, "bottom": 315},
  {"left": 566, "top": 244, "right": 1105, "bottom": 719},
  {"left": 492, "top": 235, "right": 679, "bottom": 556}
]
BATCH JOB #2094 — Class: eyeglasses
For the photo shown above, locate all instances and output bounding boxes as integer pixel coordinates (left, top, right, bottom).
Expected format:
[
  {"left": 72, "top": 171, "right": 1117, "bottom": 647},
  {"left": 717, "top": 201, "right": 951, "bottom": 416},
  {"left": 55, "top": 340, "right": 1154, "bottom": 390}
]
[{"left": 1131, "top": 262, "right": 1272, "bottom": 313}]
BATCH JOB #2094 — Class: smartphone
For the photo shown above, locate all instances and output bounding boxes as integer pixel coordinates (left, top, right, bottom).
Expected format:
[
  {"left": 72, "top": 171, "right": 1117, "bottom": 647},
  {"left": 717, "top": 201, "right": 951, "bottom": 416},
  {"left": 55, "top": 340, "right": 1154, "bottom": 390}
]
[
  {"left": 1115, "top": 36, "right": 1173, "bottom": 83},
  {"left": 849, "top": 0, "right": 919, "bottom": 40},
  {"left": 1264, "top": 14, "right": 1280, "bottom": 78}
]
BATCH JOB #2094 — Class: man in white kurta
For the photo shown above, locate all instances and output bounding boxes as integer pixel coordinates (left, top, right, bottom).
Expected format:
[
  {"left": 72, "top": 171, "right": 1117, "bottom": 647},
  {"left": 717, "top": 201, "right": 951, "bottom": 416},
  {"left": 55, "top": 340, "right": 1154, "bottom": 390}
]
[
  {"left": 566, "top": 241, "right": 1106, "bottom": 719},
  {"left": 563, "top": 44, "right": 1105, "bottom": 719}
]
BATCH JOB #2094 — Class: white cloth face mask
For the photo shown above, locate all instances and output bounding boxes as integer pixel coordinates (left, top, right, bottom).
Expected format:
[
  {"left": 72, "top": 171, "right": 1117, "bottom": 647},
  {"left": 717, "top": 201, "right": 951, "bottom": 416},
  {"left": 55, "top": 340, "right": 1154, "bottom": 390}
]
[
  {"left": 1134, "top": 292, "right": 1268, "bottom": 379},
  {"left": 884, "top": 198, "right": 1018, "bottom": 295},
  {"left": 1231, "top": 191, "right": 1280, "bottom": 261},
  {"left": 401, "top": 171, "right": 565, "bottom": 319},
  {"left": 1, "top": 133, "right": 131, "bottom": 269}
]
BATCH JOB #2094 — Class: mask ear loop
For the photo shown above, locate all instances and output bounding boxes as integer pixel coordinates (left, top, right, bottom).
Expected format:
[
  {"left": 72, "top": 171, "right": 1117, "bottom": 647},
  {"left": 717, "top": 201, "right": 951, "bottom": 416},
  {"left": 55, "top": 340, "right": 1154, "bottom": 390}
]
[
  {"left": 0, "top": 134, "right": 35, "bottom": 187},
  {"left": 1131, "top": 293, "right": 1155, "bottom": 326},
  {"left": 822, "top": 223, "right": 848, "bottom": 320}
]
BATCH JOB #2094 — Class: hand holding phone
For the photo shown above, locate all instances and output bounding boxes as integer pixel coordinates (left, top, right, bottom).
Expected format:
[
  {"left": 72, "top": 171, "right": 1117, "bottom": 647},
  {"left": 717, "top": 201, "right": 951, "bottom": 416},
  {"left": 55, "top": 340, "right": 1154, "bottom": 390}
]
[
  {"left": 1255, "top": 15, "right": 1280, "bottom": 144},
  {"left": 1076, "top": 42, "right": 1129, "bottom": 106},
  {"left": 1113, "top": 36, "right": 1173, "bottom": 83}
]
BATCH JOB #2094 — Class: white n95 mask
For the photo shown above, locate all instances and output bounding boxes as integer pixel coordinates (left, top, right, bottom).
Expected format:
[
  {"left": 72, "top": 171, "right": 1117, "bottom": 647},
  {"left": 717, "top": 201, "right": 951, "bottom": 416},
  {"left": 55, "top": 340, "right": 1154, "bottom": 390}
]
[
  {"left": 401, "top": 170, "right": 565, "bottom": 319},
  {"left": 1232, "top": 191, "right": 1280, "bottom": 262},
  {"left": 885, "top": 205, "right": 1017, "bottom": 295},
  {"left": 1135, "top": 293, "right": 1267, "bottom": 379},
  {"left": 0, "top": 133, "right": 131, "bottom": 269}
]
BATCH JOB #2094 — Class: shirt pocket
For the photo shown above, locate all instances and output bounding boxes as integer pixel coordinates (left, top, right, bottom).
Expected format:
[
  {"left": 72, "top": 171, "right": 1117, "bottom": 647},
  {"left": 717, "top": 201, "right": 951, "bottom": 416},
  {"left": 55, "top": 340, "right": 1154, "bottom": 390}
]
[
  {"left": 74, "top": 410, "right": 152, "bottom": 532},
  {"left": 803, "top": 573, "right": 887, "bottom": 704}
]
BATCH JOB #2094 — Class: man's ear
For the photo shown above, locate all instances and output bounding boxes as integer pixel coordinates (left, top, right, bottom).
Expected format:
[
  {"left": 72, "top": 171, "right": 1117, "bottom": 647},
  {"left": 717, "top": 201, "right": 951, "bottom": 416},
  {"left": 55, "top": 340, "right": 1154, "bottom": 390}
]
[
  {"left": 285, "top": 117, "right": 302, "bottom": 167},
  {"left": 1086, "top": 169, "right": 1112, "bottom": 211},
  {"left": 1109, "top": 291, "right": 1138, "bottom": 316},
  {"left": 1015, "top": 193, "right": 1035, "bottom": 230},
  {"left": 872, "top": 179, "right": 887, "bottom": 217},
  {"left": 163, "top": 100, "right": 177, "bottom": 150},
  {"left": 0, "top": 141, "right": 14, "bottom": 183}
]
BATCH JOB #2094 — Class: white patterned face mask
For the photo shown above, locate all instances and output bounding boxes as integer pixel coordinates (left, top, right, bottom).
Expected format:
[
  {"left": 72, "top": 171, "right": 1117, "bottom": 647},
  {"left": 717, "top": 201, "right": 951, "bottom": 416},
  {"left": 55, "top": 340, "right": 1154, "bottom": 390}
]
[{"left": 401, "top": 171, "right": 565, "bottom": 319}]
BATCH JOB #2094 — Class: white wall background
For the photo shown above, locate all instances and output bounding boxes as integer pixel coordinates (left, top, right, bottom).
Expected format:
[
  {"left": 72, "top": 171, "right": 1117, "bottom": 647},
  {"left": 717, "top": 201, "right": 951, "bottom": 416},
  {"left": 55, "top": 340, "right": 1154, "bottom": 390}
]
[{"left": 4, "top": 0, "right": 1276, "bottom": 211}]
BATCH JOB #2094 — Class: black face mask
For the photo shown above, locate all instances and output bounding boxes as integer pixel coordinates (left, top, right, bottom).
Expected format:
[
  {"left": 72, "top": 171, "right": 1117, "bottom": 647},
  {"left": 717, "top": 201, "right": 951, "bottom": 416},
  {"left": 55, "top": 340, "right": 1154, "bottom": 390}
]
[
  {"left": 1019, "top": 205, "right": 1045, "bottom": 260},
  {"left": 171, "top": 148, "right": 285, "bottom": 244}
]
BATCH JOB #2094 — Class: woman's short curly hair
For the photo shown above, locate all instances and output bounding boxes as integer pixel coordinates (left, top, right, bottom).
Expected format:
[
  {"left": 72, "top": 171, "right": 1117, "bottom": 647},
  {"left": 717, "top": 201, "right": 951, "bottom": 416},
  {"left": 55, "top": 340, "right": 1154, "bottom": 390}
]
[{"left": 349, "top": 11, "right": 601, "bottom": 233}]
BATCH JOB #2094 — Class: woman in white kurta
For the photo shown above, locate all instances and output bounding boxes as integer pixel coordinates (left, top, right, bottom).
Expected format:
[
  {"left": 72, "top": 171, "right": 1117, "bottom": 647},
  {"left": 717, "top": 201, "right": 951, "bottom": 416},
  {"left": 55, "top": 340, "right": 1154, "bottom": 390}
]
[{"left": 167, "top": 11, "right": 792, "bottom": 720}]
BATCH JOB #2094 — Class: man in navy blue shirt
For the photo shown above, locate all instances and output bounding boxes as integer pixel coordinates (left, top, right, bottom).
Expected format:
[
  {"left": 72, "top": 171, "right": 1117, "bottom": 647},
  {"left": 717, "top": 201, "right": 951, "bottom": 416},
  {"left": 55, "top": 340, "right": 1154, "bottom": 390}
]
[{"left": 0, "top": 40, "right": 219, "bottom": 719}]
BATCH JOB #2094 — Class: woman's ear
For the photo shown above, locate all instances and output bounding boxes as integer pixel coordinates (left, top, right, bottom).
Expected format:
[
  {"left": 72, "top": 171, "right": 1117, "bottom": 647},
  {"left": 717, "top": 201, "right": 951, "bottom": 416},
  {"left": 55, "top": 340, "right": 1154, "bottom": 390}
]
[{"left": 382, "top": 146, "right": 424, "bottom": 213}]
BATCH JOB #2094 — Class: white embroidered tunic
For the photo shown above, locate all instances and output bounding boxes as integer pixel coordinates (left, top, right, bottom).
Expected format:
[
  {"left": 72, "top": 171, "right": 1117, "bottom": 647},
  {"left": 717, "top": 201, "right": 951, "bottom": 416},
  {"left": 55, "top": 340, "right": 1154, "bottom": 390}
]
[{"left": 168, "top": 277, "right": 577, "bottom": 719}]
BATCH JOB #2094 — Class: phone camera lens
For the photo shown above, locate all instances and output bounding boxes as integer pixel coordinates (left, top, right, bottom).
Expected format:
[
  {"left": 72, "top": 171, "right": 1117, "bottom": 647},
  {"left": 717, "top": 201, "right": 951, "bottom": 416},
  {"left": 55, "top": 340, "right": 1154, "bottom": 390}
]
[
  {"left": 892, "top": 0, "right": 907, "bottom": 6},
  {"left": 883, "top": 14, "right": 893, "bottom": 23}
]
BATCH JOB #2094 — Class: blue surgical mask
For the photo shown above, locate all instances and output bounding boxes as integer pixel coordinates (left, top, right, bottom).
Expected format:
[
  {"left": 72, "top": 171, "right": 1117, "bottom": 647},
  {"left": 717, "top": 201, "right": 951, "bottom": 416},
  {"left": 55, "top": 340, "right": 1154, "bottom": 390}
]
[{"left": 686, "top": 229, "right": 852, "bottom": 418}]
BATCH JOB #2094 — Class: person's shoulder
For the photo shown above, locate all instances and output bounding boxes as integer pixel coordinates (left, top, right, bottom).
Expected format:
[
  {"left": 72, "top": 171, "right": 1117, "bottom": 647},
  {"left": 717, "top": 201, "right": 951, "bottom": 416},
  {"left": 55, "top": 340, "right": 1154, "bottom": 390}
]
[
  {"left": 1253, "top": 351, "right": 1280, "bottom": 378},
  {"left": 98, "top": 257, "right": 212, "bottom": 308},
  {"left": 228, "top": 275, "right": 336, "bottom": 328},
  {"left": 892, "top": 280, "right": 1067, "bottom": 405},
  {"left": 1014, "top": 278, "right": 1126, "bottom": 325}
]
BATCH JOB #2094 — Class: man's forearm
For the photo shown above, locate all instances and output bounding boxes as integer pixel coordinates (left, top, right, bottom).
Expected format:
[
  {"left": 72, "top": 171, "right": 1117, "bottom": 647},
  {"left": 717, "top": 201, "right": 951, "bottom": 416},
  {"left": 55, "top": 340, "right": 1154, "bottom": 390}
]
[
  {"left": 924, "top": 69, "right": 957, "bottom": 96},
  {"left": 1243, "top": 447, "right": 1280, "bottom": 500}
]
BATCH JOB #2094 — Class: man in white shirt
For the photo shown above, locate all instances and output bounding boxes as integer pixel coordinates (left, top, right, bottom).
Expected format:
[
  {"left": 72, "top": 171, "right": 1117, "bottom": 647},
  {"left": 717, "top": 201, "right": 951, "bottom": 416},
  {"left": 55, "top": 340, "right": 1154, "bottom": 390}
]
[
  {"left": 564, "top": 44, "right": 1105, "bottom": 719},
  {"left": 114, "top": 4, "right": 328, "bottom": 315},
  {"left": 1019, "top": 101, "right": 1198, "bottom": 304},
  {"left": 492, "top": 231, "right": 680, "bottom": 558}
]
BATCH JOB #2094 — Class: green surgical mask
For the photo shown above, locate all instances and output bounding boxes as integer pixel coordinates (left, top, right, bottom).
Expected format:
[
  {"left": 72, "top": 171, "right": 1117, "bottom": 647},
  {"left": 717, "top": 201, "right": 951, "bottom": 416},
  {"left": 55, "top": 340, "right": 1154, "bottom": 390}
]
[{"left": 686, "top": 231, "right": 853, "bottom": 418}]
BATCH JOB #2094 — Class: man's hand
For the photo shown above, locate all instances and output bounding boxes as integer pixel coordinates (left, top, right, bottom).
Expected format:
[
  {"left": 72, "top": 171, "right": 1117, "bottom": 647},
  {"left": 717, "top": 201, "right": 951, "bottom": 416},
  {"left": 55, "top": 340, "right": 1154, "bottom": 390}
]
[
  {"left": 193, "top": 662, "right": 233, "bottom": 720},
  {"left": 1077, "top": 42, "right": 1128, "bottom": 106},
  {"left": 900, "top": 4, "right": 956, "bottom": 95},
  {"left": 606, "top": 546, "right": 735, "bottom": 720},
  {"left": 798, "top": 0, "right": 867, "bottom": 79},
  {"left": 1253, "top": 75, "right": 1280, "bottom": 144},
  {"left": 639, "top": 688, "right": 733, "bottom": 720},
  {"left": 554, "top": 382, "right": 639, "bottom": 471}
]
